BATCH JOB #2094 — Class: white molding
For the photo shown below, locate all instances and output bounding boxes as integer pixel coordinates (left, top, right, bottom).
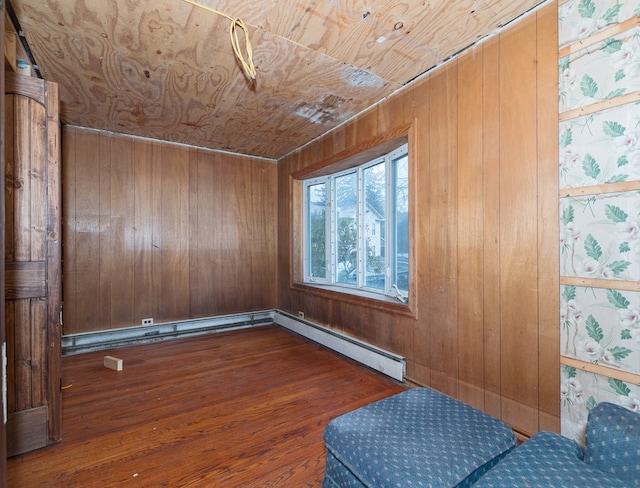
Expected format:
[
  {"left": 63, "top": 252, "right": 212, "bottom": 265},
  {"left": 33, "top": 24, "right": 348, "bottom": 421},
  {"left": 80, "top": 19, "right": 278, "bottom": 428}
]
[{"left": 273, "top": 311, "right": 405, "bottom": 381}]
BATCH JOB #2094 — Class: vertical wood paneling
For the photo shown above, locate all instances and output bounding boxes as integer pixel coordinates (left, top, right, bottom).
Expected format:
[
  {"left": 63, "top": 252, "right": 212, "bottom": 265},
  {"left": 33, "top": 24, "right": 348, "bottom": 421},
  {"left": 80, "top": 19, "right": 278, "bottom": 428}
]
[
  {"left": 97, "top": 135, "right": 112, "bottom": 330},
  {"left": 133, "top": 139, "right": 154, "bottom": 323},
  {"left": 428, "top": 62, "right": 459, "bottom": 397},
  {"left": 410, "top": 82, "right": 431, "bottom": 384},
  {"left": 457, "top": 48, "right": 485, "bottom": 410},
  {"left": 482, "top": 36, "right": 503, "bottom": 421},
  {"left": 151, "top": 142, "right": 164, "bottom": 320},
  {"left": 278, "top": 3, "right": 559, "bottom": 436},
  {"left": 188, "top": 149, "right": 203, "bottom": 317},
  {"left": 235, "top": 159, "right": 251, "bottom": 308},
  {"left": 62, "top": 129, "right": 77, "bottom": 333},
  {"left": 159, "top": 144, "right": 189, "bottom": 322},
  {"left": 219, "top": 157, "right": 237, "bottom": 310},
  {"left": 537, "top": 2, "right": 560, "bottom": 433},
  {"left": 499, "top": 14, "right": 540, "bottom": 435},
  {"left": 110, "top": 136, "right": 136, "bottom": 327},
  {"left": 62, "top": 128, "right": 278, "bottom": 333},
  {"left": 73, "top": 130, "right": 101, "bottom": 331},
  {"left": 190, "top": 149, "right": 215, "bottom": 317},
  {"left": 210, "top": 151, "right": 224, "bottom": 314}
]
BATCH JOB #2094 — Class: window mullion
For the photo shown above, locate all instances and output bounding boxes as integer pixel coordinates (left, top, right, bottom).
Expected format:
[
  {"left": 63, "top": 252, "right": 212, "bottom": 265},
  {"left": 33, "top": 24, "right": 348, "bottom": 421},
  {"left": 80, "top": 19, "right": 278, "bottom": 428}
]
[
  {"left": 385, "top": 155, "right": 393, "bottom": 295},
  {"left": 329, "top": 177, "right": 336, "bottom": 284},
  {"left": 357, "top": 168, "right": 365, "bottom": 288}
]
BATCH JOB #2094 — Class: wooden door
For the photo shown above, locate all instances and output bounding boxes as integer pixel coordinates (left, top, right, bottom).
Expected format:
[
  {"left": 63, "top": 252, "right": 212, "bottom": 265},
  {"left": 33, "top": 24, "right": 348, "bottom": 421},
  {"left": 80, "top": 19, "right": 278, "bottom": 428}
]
[
  {"left": 0, "top": 1, "right": 7, "bottom": 484},
  {"left": 4, "top": 72, "right": 61, "bottom": 457}
]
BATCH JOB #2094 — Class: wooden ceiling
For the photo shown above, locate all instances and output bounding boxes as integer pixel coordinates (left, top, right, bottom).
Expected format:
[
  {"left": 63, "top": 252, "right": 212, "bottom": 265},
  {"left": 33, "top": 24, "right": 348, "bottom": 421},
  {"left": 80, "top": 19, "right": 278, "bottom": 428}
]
[{"left": 10, "top": 0, "right": 545, "bottom": 160}]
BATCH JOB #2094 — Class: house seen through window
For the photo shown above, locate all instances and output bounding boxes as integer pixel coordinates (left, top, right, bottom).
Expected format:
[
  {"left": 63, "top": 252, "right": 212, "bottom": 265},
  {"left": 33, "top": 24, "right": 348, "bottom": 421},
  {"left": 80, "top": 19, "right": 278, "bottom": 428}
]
[{"left": 303, "top": 143, "right": 409, "bottom": 301}]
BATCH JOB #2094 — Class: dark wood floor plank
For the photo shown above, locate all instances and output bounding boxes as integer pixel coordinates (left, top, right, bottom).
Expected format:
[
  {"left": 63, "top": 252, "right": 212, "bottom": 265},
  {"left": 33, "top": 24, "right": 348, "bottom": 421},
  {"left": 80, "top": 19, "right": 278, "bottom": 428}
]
[{"left": 8, "top": 325, "right": 405, "bottom": 487}]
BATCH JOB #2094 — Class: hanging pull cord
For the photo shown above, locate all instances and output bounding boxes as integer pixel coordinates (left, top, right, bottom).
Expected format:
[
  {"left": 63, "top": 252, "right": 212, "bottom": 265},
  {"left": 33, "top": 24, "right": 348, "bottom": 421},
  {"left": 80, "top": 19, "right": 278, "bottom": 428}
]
[
  {"left": 229, "top": 17, "right": 257, "bottom": 81},
  {"left": 180, "top": 0, "right": 257, "bottom": 81}
]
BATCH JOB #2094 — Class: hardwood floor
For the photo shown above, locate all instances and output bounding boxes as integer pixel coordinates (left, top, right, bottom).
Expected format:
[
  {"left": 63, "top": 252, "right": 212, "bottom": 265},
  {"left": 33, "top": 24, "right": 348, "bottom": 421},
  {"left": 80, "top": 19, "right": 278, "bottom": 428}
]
[{"left": 7, "top": 325, "right": 406, "bottom": 487}]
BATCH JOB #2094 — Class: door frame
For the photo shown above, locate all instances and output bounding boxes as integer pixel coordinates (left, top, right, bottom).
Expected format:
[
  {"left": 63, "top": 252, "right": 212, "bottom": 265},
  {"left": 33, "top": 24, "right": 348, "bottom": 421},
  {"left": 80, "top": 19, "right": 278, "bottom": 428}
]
[{"left": 1, "top": 0, "right": 7, "bottom": 483}]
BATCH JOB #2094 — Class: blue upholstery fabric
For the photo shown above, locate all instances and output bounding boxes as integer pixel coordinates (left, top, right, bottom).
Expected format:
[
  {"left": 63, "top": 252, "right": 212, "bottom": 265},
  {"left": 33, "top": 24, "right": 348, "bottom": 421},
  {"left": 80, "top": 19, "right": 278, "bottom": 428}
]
[
  {"left": 322, "top": 387, "right": 517, "bottom": 488},
  {"left": 584, "top": 402, "right": 640, "bottom": 486},
  {"left": 474, "top": 430, "right": 633, "bottom": 487},
  {"left": 323, "top": 452, "right": 367, "bottom": 488}
]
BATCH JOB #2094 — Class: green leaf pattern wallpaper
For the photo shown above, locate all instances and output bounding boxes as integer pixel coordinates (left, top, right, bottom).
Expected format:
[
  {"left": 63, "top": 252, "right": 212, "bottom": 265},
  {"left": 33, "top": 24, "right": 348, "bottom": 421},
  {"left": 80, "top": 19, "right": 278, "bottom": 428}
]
[
  {"left": 560, "top": 192, "right": 639, "bottom": 280},
  {"left": 561, "top": 366, "right": 640, "bottom": 442},
  {"left": 561, "top": 285, "right": 640, "bottom": 372},
  {"left": 560, "top": 102, "right": 640, "bottom": 188},
  {"left": 559, "top": 0, "right": 640, "bottom": 444},
  {"left": 560, "top": 26, "right": 640, "bottom": 113},
  {"left": 559, "top": 0, "right": 640, "bottom": 46}
]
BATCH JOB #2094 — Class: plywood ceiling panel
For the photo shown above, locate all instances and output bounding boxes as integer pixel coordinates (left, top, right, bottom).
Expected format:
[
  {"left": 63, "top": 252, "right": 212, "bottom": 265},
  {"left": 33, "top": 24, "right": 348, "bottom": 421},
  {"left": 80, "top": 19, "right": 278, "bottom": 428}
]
[{"left": 10, "top": 0, "right": 545, "bottom": 159}]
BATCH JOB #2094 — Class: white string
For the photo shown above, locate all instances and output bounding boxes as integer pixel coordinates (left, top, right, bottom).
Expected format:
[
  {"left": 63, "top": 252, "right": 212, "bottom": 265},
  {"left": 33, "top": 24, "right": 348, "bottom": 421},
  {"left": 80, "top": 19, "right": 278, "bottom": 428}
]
[{"left": 181, "top": 0, "right": 257, "bottom": 81}]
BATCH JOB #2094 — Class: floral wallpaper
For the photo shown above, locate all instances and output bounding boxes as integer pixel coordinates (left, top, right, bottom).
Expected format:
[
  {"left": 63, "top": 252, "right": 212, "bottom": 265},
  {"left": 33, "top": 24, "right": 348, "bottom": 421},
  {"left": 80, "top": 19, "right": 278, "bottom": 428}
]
[
  {"left": 562, "top": 366, "right": 640, "bottom": 443},
  {"left": 559, "top": 0, "right": 640, "bottom": 47},
  {"left": 561, "top": 285, "right": 640, "bottom": 373},
  {"left": 560, "top": 192, "right": 640, "bottom": 281},
  {"left": 560, "top": 101, "right": 640, "bottom": 188},
  {"left": 559, "top": 0, "right": 640, "bottom": 444},
  {"left": 560, "top": 26, "right": 640, "bottom": 113}
]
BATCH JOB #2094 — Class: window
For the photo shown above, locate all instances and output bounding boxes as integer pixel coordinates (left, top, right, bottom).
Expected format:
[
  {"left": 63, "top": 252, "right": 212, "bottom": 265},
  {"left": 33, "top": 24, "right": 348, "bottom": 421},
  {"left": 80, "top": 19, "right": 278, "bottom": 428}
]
[{"left": 303, "top": 143, "right": 409, "bottom": 301}]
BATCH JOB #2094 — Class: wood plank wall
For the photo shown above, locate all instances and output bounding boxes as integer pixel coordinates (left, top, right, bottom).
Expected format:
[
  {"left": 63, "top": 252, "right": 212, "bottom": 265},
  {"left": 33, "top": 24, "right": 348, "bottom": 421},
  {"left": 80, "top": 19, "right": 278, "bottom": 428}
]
[
  {"left": 278, "top": 2, "right": 560, "bottom": 436},
  {"left": 62, "top": 127, "right": 277, "bottom": 334}
]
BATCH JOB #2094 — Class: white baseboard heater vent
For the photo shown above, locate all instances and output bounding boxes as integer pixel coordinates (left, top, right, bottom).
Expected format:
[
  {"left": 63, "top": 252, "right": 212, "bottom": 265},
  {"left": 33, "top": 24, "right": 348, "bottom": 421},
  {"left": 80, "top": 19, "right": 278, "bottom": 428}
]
[
  {"left": 62, "top": 311, "right": 274, "bottom": 356},
  {"left": 274, "top": 311, "right": 405, "bottom": 382}
]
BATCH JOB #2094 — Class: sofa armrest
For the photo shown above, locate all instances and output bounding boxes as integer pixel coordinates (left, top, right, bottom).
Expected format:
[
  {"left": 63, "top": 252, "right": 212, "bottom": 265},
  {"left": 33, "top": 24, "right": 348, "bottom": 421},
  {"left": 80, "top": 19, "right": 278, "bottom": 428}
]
[{"left": 584, "top": 402, "right": 640, "bottom": 486}]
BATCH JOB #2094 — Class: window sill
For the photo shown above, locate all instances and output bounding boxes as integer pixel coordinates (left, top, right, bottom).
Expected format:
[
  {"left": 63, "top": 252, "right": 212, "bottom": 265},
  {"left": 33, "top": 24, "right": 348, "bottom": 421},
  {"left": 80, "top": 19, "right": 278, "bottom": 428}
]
[{"left": 291, "top": 282, "right": 416, "bottom": 318}]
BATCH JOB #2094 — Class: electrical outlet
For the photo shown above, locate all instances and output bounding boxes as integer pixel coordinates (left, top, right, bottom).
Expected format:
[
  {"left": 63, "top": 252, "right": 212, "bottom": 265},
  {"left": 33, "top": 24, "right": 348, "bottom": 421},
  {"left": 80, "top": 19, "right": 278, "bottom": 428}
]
[
  {"left": 298, "top": 311, "right": 304, "bottom": 319},
  {"left": 142, "top": 318, "right": 154, "bottom": 325}
]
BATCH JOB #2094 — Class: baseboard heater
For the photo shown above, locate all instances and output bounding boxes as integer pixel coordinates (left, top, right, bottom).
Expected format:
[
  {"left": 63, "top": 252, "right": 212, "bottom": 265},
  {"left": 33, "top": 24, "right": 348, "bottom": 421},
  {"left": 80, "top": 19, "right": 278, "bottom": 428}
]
[
  {"left": 273, "top": 311, "right": 405, "bottom": 382},
  {"left": 62, "top": 310, "right": 406, "bottom": 382},
  {"left": 62, "top": 311, "right": 274, "bottom": 356}
]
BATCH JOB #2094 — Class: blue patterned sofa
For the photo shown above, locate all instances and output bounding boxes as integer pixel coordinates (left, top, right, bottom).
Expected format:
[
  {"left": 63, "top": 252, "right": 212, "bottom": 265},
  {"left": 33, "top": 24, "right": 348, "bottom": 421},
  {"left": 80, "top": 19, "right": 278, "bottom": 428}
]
[
  {"left": 322, "top": 389, "right": 640, "bottom": 488},
  {"left": 322, "top": 387, "right": 517, "bottom": 487},
  {"left": 474, "top": 401, "right": 640, "bottom": 487}
]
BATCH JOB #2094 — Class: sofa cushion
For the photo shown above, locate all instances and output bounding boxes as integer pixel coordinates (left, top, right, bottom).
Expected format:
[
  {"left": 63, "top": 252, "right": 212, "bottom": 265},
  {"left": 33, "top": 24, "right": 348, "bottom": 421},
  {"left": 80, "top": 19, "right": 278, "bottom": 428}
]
[
  {"left": 474, "top": 431, "right": 632, "bottom": 487},
  {"left": 323, "top": 387, "right": 516, "bottom": 487},
  {"left": 584, "top": 402, "right": 640, "bottom": 486}
]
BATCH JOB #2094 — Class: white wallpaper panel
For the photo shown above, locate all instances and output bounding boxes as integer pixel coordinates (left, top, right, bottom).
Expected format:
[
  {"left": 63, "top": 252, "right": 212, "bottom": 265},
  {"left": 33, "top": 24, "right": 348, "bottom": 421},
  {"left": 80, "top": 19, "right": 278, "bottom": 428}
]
[
  {"left": 560, "top": 101, "right": 640, "bottom": 188},
  {"left": 560, "top": 192, "right": 640, "bottom": 281},
  {"left": 561, "top": 285, "right": 640, "bottom": 374},
  {"left": 562, "top": 366, "right": 640, "bottom": 443},
  {"left": 559, "top": 0, "right": 640, "bottom": 48},
  {"left": 560, "top": 26, "right": 640, "bottom": 113},
  {"left": 559, "top": 0, "right": 640, "bottom": 443}
]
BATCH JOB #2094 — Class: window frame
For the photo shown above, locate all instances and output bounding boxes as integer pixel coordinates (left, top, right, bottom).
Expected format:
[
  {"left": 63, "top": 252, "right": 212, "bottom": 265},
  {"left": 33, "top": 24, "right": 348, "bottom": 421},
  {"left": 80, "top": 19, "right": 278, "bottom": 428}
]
[
  {"left": 290, "top": 124, "right": 417, "bottom": 318},
  {"left": 302, "top": 142, "right": 409, "bottom": 301}
]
